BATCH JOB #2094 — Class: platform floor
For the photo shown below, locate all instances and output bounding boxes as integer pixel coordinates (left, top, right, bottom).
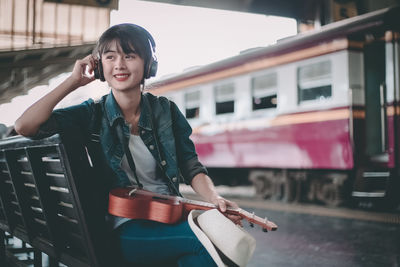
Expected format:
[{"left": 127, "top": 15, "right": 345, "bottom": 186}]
[
  {"left": 244, "top": 207, "right": 400, "bottom": 267},
  {"left": 182, "top": 185, "right": 400, "bottom": 267}
]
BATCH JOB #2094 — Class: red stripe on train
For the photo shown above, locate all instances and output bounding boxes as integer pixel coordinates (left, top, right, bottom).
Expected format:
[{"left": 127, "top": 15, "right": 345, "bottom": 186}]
[{"left": 192, "top": 118, "right": 353, "bottom": 170}]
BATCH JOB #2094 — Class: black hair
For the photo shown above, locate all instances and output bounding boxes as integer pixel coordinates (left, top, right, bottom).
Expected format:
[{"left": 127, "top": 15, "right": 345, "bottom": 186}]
[{"left": 93, "top": 23, "right": 155, "bottom": 77}]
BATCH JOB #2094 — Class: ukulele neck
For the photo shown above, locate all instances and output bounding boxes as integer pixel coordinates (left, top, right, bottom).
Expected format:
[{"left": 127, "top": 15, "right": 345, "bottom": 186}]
[{"left": 180, "top": 197, "right": 240, "bottom": 214}]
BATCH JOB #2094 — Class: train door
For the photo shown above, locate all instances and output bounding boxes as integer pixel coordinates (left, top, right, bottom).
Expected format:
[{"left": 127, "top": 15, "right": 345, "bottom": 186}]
[
  {"left": 352, "top": 40, "right": 388, "bottom": 203},
  {"left": 364, "top": 41, "right": 387, "bottom": 161},
  {"left": 353, "top": 35, "right": 400, "bottom": 207}
]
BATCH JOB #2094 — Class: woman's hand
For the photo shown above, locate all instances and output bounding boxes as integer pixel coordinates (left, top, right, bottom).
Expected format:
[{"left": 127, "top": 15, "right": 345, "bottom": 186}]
[
  {"left": 190, "top": 174, "right": 243, "bottom": 226},
  {"left": 14, "top": 54, "right": 98, "bottom": 137},
  {"left": 210, "top": 195, "right": 243, "bottom": 227},
  {"left": 69, "top": 55, "right": 97, "bottom": 88}
]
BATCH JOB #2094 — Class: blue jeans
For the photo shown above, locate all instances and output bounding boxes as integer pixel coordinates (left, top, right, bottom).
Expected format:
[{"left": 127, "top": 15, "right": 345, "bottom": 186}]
[{"left": 115, "top": 219, "right": 217, "bottom": 267}]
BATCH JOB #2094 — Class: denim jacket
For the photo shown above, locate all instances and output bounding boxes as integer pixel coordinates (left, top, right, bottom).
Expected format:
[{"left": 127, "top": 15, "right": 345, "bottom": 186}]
[{"left": 35, "top": 91, "right": 207, "bottom": 195}]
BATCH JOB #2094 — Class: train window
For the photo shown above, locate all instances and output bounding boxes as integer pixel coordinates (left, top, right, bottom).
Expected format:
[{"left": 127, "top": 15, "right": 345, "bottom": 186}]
[
  {"left": 297, "top": 60, "right": 332, "bottom": 103},
  {"left": 215, "top": 83, "right": 235, "bottom": 115},
  {"left": 184, "top": 90, "right": 200, "bottom": 119},
  {"left": 251, "top": 72, "right": 277, "bottom": 110}
]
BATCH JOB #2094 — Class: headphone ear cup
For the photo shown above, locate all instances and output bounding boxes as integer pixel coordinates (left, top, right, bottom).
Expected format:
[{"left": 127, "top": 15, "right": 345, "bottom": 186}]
[
  {"left": 99, "top": 59, "right": 105, "bottom": 81},
  {"left": 150, "top": 59, "right": 158, "bottom": 78},
  {"left": 94, "top": 59, "right": 105, "bottom": 82},
  {"left": 145, "top": 57, "right": 158, "bottom": 79}
]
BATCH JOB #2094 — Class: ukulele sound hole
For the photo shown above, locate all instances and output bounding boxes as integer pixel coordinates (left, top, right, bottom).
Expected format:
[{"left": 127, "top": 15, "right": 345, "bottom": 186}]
[{"left": 152, "top": 196, "right": 168, "bottom": 201}]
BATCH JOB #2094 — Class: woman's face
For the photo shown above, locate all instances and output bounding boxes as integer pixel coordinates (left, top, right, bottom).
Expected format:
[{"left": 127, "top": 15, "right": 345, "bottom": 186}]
[{"left": 101, "top": 40, "right": 145, "bottom": 92}]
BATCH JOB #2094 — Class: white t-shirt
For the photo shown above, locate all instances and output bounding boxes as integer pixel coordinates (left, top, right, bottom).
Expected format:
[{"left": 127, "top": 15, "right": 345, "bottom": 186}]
[
  {"left": 111, "top": 134, "right": 171, "bottom": 229},
  {"left": 122, "top": 134, "right": 170, "bottom": 194}
]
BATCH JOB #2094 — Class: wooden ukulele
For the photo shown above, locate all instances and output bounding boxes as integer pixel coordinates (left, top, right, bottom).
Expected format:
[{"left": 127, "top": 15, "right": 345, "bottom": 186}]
[{"left": 108, "top": 187, "right": 278, "bottom": 232}]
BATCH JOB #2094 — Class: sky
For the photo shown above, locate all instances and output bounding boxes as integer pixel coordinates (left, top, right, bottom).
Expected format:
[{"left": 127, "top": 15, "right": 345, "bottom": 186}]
[
  {"left": 0, "top": 0, "right": 296, "bottom": 127},
  {"left": 110, "top": 0, "right": 297, "bottom": 80}
]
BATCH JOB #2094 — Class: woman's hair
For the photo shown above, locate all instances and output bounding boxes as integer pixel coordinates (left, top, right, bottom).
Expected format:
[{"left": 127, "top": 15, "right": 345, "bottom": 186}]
[{"left": 93, "top": 23, "right": 155, "bottom": 74}]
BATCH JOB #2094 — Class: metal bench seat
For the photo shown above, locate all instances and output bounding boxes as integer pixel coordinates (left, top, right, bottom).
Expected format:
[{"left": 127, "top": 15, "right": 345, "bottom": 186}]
[{"left": 0, "top": 134, "right": 112, "bottom": 267}]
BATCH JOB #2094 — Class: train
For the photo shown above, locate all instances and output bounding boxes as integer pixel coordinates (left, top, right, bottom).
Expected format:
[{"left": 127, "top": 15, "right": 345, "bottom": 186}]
[{"left": 148, "top": 7, "right": 400, "bottom": 208}]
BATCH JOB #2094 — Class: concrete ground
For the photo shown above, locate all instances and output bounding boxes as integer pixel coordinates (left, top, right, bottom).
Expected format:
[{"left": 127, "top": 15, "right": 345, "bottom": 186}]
[{"left": 181, "top": 185, "right": 400, "bottom": 267}]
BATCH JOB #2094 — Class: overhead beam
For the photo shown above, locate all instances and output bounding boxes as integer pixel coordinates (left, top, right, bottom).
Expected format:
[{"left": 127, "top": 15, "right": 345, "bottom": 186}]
[
  {"left": 140, "top": 0, "right": 400, "bottom": 24},
  {"left": 0, "top": 43, "right": 95, "bottom": 104},
  {"left": 140, "top": 0, "right": 320, "bottom": 20}
]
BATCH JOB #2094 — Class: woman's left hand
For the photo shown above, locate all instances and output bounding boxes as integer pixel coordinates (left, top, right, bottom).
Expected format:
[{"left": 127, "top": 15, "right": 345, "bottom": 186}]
[{"left": 211, "top": 196, "right": 243, "bottom": 226}]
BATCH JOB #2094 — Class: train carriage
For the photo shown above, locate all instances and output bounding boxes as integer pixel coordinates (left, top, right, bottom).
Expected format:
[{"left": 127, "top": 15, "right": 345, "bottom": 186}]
[{"left": 148, "top": 7, "right": 400, "bottom": 208}]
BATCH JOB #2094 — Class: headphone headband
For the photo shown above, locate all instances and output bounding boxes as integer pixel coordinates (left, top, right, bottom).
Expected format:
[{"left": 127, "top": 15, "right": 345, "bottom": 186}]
[{"left": 94, "top": 23, "right": 158, "bottom": 81}]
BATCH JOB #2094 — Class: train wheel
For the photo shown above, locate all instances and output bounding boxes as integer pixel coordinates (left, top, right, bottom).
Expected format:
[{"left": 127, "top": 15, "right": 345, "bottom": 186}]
[
  {"left": 249, "top": 170, "right": 274, "bottom": 199},
  {"left": 290, "top": 171, "right": 306, "bottom": 203},
  {"left": 281, "top": 175, "right": 296, "bottom": 202},
  {"left": 249, "top": 170, "right": 296, "bottom": 201},
  {"left": 317, "top": 183, "right": 341, "bottom": 206},
  {"left": 271, "top": 170, "right": 287, "bottom": 201},
  {"left": 315, "top": 173, "right": 347, "bottom": 206}
]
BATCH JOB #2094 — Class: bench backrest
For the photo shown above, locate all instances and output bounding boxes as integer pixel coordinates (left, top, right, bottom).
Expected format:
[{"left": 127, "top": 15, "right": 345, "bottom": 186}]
[{"left": 0, "top": 134, "right": 110, "bottom": 267}]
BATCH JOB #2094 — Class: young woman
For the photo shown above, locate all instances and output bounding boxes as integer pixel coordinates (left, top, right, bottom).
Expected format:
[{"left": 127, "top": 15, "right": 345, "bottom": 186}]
[{"left": 15, "top": 23, "right": 242, "bottom": 266}]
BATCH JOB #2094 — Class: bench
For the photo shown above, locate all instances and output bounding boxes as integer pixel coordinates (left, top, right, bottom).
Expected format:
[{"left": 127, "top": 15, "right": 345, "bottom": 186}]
[{"left": 0, "top": 133, "right": 113, "bottom": 267}]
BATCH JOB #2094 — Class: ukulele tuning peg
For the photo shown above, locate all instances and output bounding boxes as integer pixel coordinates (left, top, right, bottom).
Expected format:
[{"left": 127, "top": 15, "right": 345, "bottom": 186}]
[
  {"left": 128, "top": 188, "right": 138, "bottom": 196},
  {"left": 262, "top": 228, "right": 268, "bottom": 233}
]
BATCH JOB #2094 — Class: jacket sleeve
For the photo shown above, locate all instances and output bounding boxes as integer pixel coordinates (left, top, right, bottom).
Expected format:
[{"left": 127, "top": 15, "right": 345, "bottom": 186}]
[
  {"left": 169, "top": 101, "right": 208, "bottom": 184},
  {"left": 32, "top": 99, "right": 96, "bottom": 140}
]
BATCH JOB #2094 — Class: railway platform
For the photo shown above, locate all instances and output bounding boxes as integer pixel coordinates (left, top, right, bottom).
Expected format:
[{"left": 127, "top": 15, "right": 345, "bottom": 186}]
[{"left": 181, "top": 185, "right": 400, "bottom": 267}]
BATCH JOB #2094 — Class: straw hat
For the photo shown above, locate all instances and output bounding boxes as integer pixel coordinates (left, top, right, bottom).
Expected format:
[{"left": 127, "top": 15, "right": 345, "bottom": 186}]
[{"left": 187, "top": 209, "right": 256, "bottom": 267}]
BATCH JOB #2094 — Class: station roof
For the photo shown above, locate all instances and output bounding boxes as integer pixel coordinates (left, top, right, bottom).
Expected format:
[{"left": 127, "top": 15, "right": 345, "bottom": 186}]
[
  {"left": 0, "top": 43, "right": 95, "bottom": 105},
  {"left": 140, "top": 0, "right": 321, "bottom": 21}
]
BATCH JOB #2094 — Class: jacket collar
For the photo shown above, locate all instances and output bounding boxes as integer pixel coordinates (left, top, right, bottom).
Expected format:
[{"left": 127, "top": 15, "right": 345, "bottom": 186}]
[
  {"left": 138, "top": 93, "right": 153, "bottom": 131},
  {"left": 104, "top": 91, "right": 152, "bottom": 131},
  {"left": 105, "top": 91, "right": 124, "bottom": 127}
]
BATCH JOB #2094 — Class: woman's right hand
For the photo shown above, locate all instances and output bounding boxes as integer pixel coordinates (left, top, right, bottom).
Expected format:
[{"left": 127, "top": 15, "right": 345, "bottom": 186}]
[
  {"left": 69, "top": 55, "right": 97, "bottom": 89},
  {"left": 15, "top": 55, "right": 98, "bottom": 137}
]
